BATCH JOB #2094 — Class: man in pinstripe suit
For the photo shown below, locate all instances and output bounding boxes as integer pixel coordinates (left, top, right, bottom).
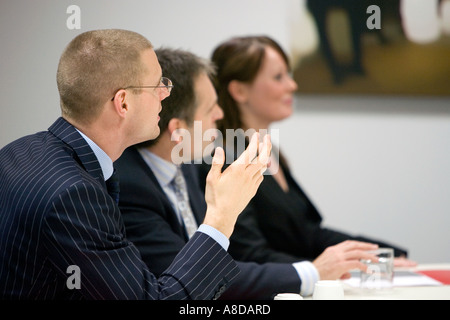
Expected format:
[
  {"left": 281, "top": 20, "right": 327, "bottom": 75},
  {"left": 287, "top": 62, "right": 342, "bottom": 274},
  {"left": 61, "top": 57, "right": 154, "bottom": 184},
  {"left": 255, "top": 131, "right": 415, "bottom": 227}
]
[{"left": 0, "top": 29, "right": 270, "bottom": 299}]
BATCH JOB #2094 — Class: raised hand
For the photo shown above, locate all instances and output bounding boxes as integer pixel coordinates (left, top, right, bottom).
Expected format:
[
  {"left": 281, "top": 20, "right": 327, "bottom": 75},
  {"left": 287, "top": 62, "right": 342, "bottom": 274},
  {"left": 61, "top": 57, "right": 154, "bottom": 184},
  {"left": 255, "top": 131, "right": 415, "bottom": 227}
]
[{"left": 203, "top": 132, "right": 271, "bottom": 238}]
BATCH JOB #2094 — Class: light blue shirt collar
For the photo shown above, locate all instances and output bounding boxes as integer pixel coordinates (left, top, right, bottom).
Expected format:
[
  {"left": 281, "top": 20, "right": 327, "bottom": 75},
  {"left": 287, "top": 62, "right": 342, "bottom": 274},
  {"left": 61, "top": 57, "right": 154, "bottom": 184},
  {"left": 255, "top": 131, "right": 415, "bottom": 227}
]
[
  {"left": 138, "top": 148, "right": 178, "bottom": 187},
  {"left": 76, "top": 129, "right": 114, "bottom": 181}
]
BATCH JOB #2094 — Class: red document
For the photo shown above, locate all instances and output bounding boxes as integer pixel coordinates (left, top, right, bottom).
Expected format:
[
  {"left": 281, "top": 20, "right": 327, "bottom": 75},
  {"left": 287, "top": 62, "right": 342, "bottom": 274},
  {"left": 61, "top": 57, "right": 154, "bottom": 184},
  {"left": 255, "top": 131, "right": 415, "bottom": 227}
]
[{"left": 417, "top": 270, "right": 450, "bottom": 285}]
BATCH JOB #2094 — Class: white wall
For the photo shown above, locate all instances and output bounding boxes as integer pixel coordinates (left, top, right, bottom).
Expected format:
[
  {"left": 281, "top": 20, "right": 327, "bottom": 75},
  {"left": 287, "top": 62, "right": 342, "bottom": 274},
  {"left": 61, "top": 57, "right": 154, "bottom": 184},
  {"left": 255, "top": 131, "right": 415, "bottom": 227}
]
[
  {"left": 1, "top": 0, "right": 449, "bottom": 263},
  {"left": 274, "top": 96, "right": 450, "bottom": 263},
  {"left": 0, "top": 0, "right": 303, "bottom": 147}
]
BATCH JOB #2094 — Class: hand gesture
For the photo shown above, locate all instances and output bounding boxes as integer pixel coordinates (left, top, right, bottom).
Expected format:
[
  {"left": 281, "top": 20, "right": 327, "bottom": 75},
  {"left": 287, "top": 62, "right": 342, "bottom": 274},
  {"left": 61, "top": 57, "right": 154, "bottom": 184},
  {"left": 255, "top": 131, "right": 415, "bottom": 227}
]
[{"left": 203, "top": 132, "right": 271, "bottom": 238}]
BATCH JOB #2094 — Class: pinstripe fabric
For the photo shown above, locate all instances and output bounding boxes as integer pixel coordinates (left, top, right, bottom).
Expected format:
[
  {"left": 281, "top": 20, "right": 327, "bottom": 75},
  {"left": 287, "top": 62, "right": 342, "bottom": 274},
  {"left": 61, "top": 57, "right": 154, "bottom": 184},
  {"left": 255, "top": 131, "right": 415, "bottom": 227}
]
[{"left": 0, "top": 117, "right": 239, "bottom": 300}]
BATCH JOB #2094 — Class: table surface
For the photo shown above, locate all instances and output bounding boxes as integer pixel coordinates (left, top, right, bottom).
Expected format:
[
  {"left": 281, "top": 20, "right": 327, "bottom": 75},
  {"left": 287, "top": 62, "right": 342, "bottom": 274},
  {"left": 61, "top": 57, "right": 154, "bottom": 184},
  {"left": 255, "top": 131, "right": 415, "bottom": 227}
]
[{"left": 312, "top": 263, "right": 450, "bottom": 300}]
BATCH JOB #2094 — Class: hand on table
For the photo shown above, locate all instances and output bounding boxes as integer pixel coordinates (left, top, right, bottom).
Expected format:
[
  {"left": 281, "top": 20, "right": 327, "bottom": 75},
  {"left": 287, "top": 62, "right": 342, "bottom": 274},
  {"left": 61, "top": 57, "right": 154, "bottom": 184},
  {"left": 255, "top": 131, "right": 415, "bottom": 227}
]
[
  {"left": 394, "top": 256, "right": 417, "bottom": 267},
  {"left": 313, "top": 240, "right": 379, "bottom": 280}
]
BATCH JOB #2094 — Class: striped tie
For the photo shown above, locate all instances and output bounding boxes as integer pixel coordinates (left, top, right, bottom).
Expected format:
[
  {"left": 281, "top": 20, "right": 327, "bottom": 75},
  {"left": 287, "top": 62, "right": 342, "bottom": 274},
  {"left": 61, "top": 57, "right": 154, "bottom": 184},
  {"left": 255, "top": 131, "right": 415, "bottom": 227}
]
[{"left": 171, "top": 167, "right": 197, "bottom": 238}]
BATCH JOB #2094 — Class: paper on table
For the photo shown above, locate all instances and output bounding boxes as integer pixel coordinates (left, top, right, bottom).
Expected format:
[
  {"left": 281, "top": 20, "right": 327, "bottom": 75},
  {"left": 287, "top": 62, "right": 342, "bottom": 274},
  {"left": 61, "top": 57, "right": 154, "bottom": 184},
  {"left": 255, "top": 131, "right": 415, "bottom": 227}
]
[
  {"left": 343, "top": 270, "right": 443, "bottom": 288},
  {"left": 416, "top": 270, "right": 450, "bottom": 285}
]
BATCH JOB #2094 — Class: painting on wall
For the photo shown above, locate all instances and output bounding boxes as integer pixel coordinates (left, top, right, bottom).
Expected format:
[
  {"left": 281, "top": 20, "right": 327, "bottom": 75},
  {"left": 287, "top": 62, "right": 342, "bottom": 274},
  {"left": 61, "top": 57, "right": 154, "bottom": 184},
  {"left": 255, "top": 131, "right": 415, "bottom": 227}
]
[{"left": 292, "top": 0, "right": 450, "bottom": 96}]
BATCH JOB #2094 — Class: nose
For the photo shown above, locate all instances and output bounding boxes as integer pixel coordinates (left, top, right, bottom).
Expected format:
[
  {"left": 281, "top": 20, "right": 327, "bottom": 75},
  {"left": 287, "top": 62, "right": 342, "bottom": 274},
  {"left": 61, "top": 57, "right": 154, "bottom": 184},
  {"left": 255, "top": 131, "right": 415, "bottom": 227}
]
[
  {"left": 288, "top": 76, "right": 298, "bottom": 92},
  {"left": 214, "top": 105, "right": 224, "bottom": 121},
  {"left": 159, "top": 87, "right": 170, "bottom": 101}
]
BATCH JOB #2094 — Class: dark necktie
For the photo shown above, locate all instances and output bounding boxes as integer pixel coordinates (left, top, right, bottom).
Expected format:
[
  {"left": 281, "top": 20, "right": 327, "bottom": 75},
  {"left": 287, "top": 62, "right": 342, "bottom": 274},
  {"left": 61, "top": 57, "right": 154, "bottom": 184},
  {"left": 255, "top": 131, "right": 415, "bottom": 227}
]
[{"left": 106, "top": 169, "right": 120, "bottom": 204}]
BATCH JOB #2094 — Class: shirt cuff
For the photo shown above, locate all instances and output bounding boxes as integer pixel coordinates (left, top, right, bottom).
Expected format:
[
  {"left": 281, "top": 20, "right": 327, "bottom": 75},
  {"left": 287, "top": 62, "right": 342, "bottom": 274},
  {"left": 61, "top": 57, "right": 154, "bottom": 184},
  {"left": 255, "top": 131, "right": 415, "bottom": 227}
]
[
  {"left": 197, "top": 224, "right": 230, "bottom": 251},
  {"left": 292, "top": 261, "right": 320, "bottom": 296}
]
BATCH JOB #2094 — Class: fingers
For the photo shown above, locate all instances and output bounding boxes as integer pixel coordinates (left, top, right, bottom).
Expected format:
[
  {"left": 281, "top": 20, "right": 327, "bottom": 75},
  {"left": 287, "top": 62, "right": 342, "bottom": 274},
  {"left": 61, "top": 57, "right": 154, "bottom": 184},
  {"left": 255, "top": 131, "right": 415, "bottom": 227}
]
[
  {"left": 342, "top": 260, "right": 374, "bottom": 273},
  {"left": 345, "top": 250, "right": 379, "bottom": 263},
  {"left": 235, "top": 132, "right": 259, "bottom": 166},
  {"left": 257, "top": 134, "right": 272, "bottom": 167},
  {"left": 207, "top": 147, "right": 225, "bottom": 181},
  {"left": 335, "top": 241, "right": 379, "bottom": 263},
  {"left": 212, "top": 146, "right": 225, "bottom": 165},
  {"left": 339, "top": 240, "right": 378, "bottom": 252},
  {"left": 247, "top": 134, "right": 271, "bottom": 180},
  {"left": 340, "top": 272, "right": 352, "bottom": 280},
  {"left": 394, "top": 257, "right": 417, "bottom": 267},
  {"left": 235, "top": 132, "right": 272, "bottom": 166},
  {"left": 233, "top": 132, "right": 272, "bottom": 179}
]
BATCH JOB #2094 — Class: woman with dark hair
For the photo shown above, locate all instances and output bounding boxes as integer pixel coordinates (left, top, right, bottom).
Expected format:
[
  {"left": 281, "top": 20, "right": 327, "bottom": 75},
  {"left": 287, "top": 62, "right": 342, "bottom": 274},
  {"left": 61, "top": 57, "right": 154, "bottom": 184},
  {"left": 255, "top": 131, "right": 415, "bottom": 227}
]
[{"left": 199, "top": 35, "right": 415, "bottom": 293}]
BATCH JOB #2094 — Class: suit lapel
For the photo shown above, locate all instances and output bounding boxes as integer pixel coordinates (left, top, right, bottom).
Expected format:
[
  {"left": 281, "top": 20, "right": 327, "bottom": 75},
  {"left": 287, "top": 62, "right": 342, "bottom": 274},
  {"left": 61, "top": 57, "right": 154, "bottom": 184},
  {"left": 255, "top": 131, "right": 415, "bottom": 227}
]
[
  {"left": 125, "top": 147, "right": 168, "bottom": 196},
  {"left": 48, "top": 117, "right": 104, "bottom": 185},
  {"left": 125, "top": 148, "right": 208, "bottom": 239},
  {"left": 125, "top": 147, "right": 190, "bottom": 239},
  {"left": 182, "top": 164, "right": 207, "bottom": 225}
]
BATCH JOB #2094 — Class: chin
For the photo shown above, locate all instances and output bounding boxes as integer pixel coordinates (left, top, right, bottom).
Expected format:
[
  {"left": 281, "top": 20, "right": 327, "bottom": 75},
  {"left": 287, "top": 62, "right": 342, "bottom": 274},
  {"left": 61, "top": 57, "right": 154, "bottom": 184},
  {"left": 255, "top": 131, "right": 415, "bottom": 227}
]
[
  {"left": 135, "top": 128, "right": 160, "bottom": 145},
  {"left": 282, "top": 104, "right": 294, "bottom": 117},
  {"left": 149, "top": 127, "right": 161, "bottom": 140},
  {"left": 273, "top": 109, "right": 292, "bottom": 122}
]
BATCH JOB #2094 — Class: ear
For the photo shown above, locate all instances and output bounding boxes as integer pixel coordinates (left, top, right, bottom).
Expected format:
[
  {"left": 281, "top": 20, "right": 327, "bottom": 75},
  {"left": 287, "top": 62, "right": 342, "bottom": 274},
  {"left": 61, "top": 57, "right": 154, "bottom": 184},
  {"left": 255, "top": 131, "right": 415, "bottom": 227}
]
[
  {"left": 228, "top": 80, "right": 249, "bottom": 104},
  {"left": 167, "top": 118, "right": 189, "bottom": 144},
  {"left": 111, "top": 89, "right": 129, "bottom": 118}
]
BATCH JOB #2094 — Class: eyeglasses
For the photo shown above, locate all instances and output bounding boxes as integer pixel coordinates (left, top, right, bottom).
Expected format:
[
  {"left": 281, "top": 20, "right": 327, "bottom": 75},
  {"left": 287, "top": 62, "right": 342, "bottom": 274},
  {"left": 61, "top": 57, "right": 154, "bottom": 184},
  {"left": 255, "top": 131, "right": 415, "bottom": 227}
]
[{"left": 111, "top": 77, "right": 173, "bottom": 101}]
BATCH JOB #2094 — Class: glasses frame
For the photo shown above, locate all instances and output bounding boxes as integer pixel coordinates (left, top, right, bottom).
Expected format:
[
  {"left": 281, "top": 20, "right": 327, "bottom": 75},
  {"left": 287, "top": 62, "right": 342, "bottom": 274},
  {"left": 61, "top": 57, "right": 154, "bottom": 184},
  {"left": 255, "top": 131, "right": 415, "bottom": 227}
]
[{"left": 111, "top": 77, "right": 173, "bottom": 101}]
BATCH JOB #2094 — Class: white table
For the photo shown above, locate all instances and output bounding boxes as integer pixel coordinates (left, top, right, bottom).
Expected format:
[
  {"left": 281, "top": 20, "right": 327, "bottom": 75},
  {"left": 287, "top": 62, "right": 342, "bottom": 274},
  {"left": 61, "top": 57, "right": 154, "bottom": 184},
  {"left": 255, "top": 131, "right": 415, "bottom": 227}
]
[
  {"left": 311, "top": 263, "right": 450, "bottom": 300},
  {"left": 341, "top": 284, "right": 450, "bottom": 300}
]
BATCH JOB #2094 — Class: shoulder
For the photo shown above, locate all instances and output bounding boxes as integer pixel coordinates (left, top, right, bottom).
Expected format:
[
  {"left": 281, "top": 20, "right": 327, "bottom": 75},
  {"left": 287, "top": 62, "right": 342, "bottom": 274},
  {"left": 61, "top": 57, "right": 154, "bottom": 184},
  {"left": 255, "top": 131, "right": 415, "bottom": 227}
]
[
  {"left": 1, "top": 129, "right": 104, "bottom": 211},
  {"left": 1, "top": 130, "right": 80, "bottom": 191}
]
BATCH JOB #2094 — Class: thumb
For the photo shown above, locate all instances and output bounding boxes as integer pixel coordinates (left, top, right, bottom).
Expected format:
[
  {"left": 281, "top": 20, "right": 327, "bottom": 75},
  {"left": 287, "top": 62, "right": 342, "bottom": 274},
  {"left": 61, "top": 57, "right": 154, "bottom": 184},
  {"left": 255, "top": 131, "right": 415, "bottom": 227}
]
[{"left": 208, "top": 147, "right": 225, "bottom": 179}]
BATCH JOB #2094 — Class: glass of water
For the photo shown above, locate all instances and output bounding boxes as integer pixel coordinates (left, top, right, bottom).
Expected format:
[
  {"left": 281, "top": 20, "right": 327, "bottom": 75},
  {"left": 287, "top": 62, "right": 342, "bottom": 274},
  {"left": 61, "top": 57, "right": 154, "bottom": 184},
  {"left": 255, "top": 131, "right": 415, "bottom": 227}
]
[{"left": 360, "top": 248, "right": 394, "bottom": 291}]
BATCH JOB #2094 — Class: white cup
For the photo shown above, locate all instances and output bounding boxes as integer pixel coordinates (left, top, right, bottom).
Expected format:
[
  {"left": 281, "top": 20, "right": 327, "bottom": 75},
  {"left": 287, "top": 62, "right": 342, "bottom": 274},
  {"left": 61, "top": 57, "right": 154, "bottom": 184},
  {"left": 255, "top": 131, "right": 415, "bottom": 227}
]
[
  {"left": 312, "top": 280, "right": 344, "bottom": 300},
  {"left": 273, "top": 293, "right": 303, "bottom": 300}
]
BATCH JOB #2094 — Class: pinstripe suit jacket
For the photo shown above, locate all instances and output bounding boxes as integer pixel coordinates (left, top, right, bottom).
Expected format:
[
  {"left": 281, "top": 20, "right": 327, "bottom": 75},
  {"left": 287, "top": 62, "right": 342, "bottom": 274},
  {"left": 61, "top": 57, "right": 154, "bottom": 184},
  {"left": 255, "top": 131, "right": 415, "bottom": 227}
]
[{"left": 0, "top": 117, "right": 239, "bottom": 300}]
